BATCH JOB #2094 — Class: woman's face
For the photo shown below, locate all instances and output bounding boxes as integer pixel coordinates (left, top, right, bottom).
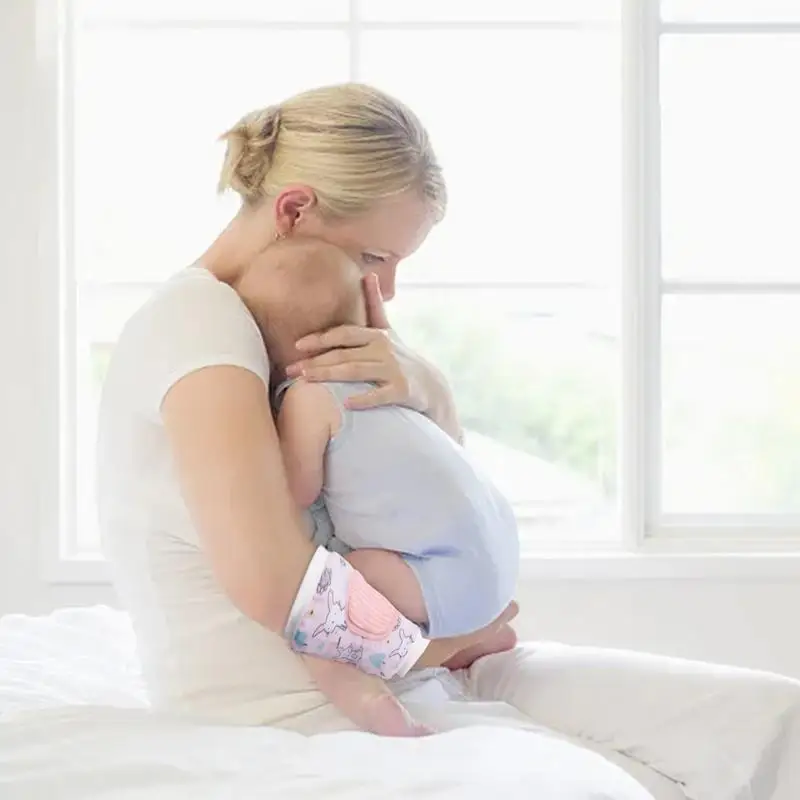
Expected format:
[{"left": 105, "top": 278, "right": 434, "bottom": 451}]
[{"left": 292, "top": 191, "right": 435, "bottom": 302}]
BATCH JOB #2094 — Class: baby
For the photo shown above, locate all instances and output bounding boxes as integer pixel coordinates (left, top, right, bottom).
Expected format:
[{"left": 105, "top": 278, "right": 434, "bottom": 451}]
[{"left": 236, "top": 236, "right": 520, "bottom": 736}]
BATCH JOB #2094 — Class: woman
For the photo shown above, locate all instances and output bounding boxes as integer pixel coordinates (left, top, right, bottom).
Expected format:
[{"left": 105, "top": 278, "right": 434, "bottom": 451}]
[
  {"left": 97, "top": 83, "right": 800, "bottom": 797},
  {"left": 97, "top": 82, "right": 513, "bottom": 727}
]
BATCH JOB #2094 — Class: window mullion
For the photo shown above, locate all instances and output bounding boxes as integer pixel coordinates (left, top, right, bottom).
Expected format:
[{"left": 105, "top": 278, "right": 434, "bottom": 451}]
[
  {"left": 661, "top": 21, "right": 800, "bottom": 35},
  {"left": 662, "top": 280, "right": 800, "bottom": 295},
  {"left": 59, "top": 0, "right": 80, "bottom": 561},
  {"left": 621, "top": 0, "right": 662, "bottom": 551},
  {"left": 348, "top": 0, "right": 361, "bottom": 80}
]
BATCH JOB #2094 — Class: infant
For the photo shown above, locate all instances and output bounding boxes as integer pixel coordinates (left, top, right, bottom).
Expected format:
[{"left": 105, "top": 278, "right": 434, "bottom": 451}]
[{"left": 236, "top": 236, "right": 519, "bottom": 736}]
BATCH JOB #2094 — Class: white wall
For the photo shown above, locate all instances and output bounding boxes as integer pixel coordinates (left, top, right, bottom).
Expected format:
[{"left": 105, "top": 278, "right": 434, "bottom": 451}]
[
  {"left": 2, "top": 0, "right": 800, "bottom": 681},
  {"left": 0, "top": 0, "right": 45, "bottom": 621},
  {"left": 515, "top": 580, "right": 800, "bottom": 679}
]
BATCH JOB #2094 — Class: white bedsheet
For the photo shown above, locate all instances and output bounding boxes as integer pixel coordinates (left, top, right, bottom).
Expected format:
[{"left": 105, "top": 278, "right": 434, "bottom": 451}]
[
  {"left": 0, "top": 606, "right": 673, "bottom": 799},
  {"left": 1, "top": 606, "right": 798, "bottom": 799},
  {"left": 0, "top": 705, "right": 664, "bottom": 800}
]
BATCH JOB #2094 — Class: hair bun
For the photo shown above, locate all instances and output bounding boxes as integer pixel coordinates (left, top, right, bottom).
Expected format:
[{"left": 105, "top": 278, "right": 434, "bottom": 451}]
[{"left": 217, "top": 105, "right": 282, "bottom": 202}]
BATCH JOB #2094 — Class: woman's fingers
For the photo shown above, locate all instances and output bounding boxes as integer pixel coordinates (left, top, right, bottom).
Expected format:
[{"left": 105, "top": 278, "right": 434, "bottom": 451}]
[
  {"left": 295, "top": 324, "right": 385, "bottom": 354},
  {"left": 288, "top": 321, "right": 410, "bottom": 409},
  {"left": 288, "top": 347, "right": 376, "bottom": 374},
  {"left": 363, "top": 272, "right": 391, "bottom": 330},
  {"left": 297, "top": 360, "right": 389, "bottom": 385},
  {"left": 290, "top": 331, "right": 388, "bottom": 371}
]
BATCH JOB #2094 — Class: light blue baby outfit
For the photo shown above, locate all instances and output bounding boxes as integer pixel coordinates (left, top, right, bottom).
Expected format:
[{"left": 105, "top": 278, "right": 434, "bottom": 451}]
[{"left": 275, "top": 379, "right": 519, "bottom": 639}]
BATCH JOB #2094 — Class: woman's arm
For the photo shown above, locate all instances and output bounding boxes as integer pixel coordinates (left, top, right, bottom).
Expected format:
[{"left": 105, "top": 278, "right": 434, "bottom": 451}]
[{"left": 161, "top": 365, "right": 315, "bottom": 633}]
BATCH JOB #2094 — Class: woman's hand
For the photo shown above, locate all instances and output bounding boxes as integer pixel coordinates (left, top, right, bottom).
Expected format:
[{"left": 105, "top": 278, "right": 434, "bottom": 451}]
[
  {"left": 288, "top": 273, "right": 462, "bottom": 441},
  {"left": 286, "top": 272, "right": 414, "bottom": 411}
]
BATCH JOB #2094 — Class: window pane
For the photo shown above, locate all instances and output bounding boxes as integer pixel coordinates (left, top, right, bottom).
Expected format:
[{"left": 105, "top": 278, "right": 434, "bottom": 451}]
[
  {"left": 661, "top": 0, "right": 800, "bottom": 22},
  {"left": 661, "top": 35, "right": 800, "bottom": 282},
  {"left": 361, "top": 0, "right": 619, "bottom": 23},
  {"left": 72, "top": 27, "right": 348, "bottom": 283},
  {"left": 391, "top": 287, "right": 619, "bottom": 547},
  {"left": 662, "top": 295, "right": 800, "bottom": 515},
  {"left": 361, "top": 30, "right": 622, "bottom": 285},
  {"left": 75, "top": 0, "right": 347, "bottom": 23}
]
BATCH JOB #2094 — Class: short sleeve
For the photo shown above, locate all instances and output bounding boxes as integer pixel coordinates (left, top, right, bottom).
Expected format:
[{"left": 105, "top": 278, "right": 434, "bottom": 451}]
[{"left": 113, "top": 268, "right": 271, "bottom": 420}]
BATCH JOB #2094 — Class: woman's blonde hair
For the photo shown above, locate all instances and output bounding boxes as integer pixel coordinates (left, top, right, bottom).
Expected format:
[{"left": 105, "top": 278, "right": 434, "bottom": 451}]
[{"left": 217, "top": 83, "right": 446, "bottom": 221}]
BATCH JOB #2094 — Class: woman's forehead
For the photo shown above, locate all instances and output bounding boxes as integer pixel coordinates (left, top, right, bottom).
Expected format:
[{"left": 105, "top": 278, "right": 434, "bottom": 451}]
[{"left": 346, "top": 193, "right": 435, "bottom": 258}]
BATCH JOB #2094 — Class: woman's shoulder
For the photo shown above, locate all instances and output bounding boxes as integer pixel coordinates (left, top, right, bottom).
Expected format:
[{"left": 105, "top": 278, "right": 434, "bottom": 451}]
[
  {"left": 137, "top": 266, "right": 248, "bottom": 325},
  {"left": 106, "top": 267, "right": 271, "bottom": 418}
]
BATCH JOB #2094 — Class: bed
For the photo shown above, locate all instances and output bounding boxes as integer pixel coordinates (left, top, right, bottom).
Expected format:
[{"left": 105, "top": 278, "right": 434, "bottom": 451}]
[{"left": 1, "top": 607, "right": 798, "bottom": 799}]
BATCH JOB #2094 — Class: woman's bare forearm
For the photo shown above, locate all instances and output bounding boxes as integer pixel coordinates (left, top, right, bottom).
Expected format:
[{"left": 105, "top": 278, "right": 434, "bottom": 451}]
[
  {"left": 212, "top": 505, "right": 316, "bottom": 634},
  {"left": 161, "top": 365, "right": 317, "bottom": 633}
]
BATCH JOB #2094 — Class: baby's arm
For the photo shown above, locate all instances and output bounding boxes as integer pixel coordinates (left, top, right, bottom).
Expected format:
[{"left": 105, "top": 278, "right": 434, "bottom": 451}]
[{"left": 276, "top": 380, "right": 337, "bottom": 508}]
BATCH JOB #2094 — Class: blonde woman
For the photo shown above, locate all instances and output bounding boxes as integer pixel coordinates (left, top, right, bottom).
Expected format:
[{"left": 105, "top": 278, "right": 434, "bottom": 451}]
[
  {"left": 98, "top": 83, "right": 516, "bottom": 732},
  {"left": 97, "top": 84, "right": 799, "bottom": 797}
]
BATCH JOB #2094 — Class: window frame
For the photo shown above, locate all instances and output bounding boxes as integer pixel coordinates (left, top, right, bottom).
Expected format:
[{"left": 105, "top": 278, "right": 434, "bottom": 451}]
[{"left": 37, "top": 0, "right": 800, "bottom": 586}]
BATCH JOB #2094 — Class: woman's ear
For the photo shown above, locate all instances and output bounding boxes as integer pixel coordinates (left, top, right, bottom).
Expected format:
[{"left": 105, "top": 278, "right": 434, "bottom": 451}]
[{"left": 273, "top": 185, "right": 317, "bottom": 236}]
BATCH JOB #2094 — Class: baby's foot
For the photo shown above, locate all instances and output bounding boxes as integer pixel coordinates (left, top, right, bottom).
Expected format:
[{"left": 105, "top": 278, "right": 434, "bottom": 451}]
[
  {"left": 442, "top": 624, "right": 518, "bottom": 671},
  {"left": 362, "top": 693, "right": 435, "bottom": 737}
]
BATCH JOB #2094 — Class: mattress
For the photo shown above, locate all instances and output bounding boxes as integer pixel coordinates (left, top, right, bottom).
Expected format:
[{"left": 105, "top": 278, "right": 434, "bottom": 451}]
[{"left": 0, "top": 606, "right": 797, "bottom": 799}]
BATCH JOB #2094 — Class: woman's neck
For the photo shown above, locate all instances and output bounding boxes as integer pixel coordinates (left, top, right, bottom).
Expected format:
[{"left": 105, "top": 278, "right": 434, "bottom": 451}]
[{"left": 199, "top": 206, "right": 275, "bottom": 285}]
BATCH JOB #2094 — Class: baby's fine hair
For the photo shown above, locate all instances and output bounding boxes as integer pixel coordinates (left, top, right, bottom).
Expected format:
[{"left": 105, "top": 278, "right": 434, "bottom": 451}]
[{"left": 240, "top": 237, "right": 366, "bottom": 370}]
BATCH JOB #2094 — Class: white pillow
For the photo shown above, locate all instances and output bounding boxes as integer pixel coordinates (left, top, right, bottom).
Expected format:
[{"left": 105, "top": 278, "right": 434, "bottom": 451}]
[{"left": 0, "top": 605, "right": 146, "bottom": 715}]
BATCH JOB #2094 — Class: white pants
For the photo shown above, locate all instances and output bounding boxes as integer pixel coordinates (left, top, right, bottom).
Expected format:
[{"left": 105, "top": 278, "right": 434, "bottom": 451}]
[
  {"left": 278, "top": 642, "right": 800, "bottom": 800},
  {"left": 461, "top": 643, "right": 800, "bottom": 800}
]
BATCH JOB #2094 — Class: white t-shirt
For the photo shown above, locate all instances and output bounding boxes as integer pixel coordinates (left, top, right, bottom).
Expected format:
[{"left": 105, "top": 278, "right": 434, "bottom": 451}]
[{"left": 96, "top": 267, "right": 328, "bottom": 724}]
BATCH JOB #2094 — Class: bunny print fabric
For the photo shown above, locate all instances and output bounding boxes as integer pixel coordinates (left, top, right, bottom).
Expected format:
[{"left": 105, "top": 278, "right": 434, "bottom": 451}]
[{"left": 288, "top": 550, "right": 428, "bottom": 679}]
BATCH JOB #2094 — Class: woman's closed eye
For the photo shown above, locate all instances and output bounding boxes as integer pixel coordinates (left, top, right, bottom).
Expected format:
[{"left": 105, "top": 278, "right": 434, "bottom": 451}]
[{"left": 361, "top": 252, "right": 388, "bottom": 266}]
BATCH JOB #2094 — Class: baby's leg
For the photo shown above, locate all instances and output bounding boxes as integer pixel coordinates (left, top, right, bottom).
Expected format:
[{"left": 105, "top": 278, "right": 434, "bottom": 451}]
[
  {"left": 346, "top": 549, "right": 517, "bottom": 669},
  {"left": 345, "top": 549, "right": 428, "bottom": 625},
  {"left": 441, "top": 624, "right": 518, "bottom": 671},
  {"left": 302, "top": 655, "right": 433, "bottom": 737}
]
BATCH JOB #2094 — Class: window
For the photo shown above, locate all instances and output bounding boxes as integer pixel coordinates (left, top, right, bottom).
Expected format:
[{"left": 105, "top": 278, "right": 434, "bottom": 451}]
[
  {"left": 51, "top": 0, "right": 800, "bottom": 575},
  {"left": 658, "top": 2, "right": 800, "bottom": 538}
]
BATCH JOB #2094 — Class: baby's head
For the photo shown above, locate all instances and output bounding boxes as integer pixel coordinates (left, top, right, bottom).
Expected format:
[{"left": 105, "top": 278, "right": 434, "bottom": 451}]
[{"left": 237, "top": 236, "right": 367, "bottom": 372}]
